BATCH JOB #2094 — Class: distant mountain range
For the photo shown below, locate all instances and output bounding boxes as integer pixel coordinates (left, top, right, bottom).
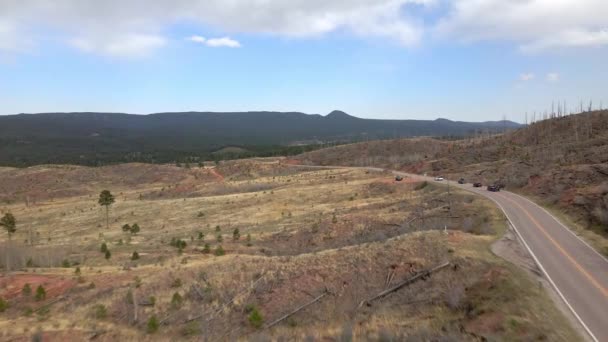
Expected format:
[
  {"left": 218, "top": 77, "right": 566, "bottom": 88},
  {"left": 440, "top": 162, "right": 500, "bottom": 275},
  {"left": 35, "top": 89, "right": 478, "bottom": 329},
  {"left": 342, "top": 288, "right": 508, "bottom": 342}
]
[{"left": 0, "top": 111, "right": 522, "bottom": 166}]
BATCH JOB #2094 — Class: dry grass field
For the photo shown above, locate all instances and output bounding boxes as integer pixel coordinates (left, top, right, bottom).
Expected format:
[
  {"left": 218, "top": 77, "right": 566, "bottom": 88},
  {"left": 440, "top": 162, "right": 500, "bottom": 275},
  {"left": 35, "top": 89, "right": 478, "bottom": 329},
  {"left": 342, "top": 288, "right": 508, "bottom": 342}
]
[
  {"left": 296, "top": 110, "right": 608, "bottom": 255},
  {"left": 0, "top": 159, "right": 579, "bottom": 341}
]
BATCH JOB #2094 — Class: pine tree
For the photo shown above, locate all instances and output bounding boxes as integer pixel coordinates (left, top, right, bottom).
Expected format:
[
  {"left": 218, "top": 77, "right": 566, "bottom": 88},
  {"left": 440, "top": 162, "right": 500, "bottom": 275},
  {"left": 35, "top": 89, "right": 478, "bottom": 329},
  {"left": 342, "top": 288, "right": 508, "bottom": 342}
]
[
  {"left": 98, "top": 190, "right": 115, "bottom": 229},
  {"left": 0, "top": 213, "right": 16, "bottom": 272}
]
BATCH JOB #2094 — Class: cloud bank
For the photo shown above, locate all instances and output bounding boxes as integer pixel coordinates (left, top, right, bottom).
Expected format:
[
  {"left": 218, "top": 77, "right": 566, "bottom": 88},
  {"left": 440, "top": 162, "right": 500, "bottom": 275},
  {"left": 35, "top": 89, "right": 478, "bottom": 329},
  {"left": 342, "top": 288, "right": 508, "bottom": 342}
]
[{"left": 0, "top": 1, "right": 606, "bottom": 57}]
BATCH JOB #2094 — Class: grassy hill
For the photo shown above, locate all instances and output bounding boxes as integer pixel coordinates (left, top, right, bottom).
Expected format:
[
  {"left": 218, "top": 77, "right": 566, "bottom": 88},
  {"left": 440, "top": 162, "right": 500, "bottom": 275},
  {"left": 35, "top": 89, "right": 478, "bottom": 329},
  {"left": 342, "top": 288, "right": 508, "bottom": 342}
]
[
  {"left": 295, "top": 110, "right": 608, "bottom": 252},
  {"left": 0, "top": 111, "right": 520, "bottom": 167},
  {"left": 0, "top": 160, "right": 578, "bottom": 340}
]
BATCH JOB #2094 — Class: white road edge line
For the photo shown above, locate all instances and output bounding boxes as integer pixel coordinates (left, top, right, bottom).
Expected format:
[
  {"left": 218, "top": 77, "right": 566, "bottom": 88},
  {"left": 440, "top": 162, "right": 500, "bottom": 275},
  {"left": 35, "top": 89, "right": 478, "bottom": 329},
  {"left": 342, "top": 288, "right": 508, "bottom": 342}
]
[
  {"left": 505, "top": 191, "right": 608, "bottom": 264},
  {"left": 483, "top": 195, "right": 598, "bottom": 342}
]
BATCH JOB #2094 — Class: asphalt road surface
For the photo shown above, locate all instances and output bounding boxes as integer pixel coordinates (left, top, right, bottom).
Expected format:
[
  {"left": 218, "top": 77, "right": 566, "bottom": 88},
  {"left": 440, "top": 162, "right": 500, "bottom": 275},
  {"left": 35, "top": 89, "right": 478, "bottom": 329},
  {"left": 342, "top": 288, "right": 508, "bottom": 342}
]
[
  {"left": 394, "top": 171, "right": 608, "bottom": 342},
  {"left": 291, "top": 164, "right": 608, "bottom": 341}
]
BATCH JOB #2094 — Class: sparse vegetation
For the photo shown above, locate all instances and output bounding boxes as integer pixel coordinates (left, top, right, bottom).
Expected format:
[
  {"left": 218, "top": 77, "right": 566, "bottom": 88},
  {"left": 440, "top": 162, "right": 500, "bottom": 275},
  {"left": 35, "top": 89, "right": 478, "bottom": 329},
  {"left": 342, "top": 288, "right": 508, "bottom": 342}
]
[
  {"left": 248, "top": 306, "right": 264, "bottom": 329},
  {"left": 147, "top": 315, "right": 159, "bottom": 333},
  {"left": 35, "top": 285, "right": 46, "bottom": 301},
  {"left": 91, "top": 304, "right": 107, "bottom": 319},
  {"left": 22, "top": 283, "right": 32, "bottom": 296},
  {"left": 214, "top": 245, "right": 225, "bottom": 256},
  {"left": 0, "top": 158, "right": 581, "bottom": 341},
  {"left": 0, "top": 298, "right": 8, "bottom": 312},
  {"left": 171, "top": 292, "right": 183, "bottom": 309}
]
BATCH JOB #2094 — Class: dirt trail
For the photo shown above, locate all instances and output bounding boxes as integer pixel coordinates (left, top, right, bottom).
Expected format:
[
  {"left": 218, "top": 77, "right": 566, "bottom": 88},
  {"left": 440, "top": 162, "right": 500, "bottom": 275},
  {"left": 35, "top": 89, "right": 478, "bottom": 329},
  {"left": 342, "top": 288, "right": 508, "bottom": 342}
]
[{"left": 208, "top": 167, "right": 225, "bottom": 182}]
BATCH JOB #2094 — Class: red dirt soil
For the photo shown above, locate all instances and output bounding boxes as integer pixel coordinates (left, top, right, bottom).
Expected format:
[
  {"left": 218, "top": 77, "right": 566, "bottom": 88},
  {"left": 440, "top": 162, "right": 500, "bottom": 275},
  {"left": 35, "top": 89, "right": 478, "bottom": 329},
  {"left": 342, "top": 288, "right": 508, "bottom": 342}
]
[
  {"left": 208, "top": 168, "right": 225, "bottom": 182},
  {"left": 0, "top": 273, "right": 76, "bottom": 300}
]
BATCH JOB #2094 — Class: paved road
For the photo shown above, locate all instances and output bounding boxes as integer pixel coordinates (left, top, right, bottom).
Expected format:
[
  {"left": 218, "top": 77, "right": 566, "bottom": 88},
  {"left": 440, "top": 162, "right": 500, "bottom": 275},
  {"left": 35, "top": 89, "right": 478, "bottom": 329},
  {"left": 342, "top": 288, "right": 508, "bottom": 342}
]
[
  {"left": 292, "top": 164, "right": 608, "bottom": 341},
  {"left": 397, "top": 171, "right": 608, "bottom": 342}
]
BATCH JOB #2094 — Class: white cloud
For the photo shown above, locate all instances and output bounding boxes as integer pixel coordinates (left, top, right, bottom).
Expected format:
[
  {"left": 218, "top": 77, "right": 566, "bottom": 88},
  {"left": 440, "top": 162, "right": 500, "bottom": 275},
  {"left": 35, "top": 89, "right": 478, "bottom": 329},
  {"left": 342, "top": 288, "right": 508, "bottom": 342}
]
[
  {"left": 546, "top": 73, "right": 560, "bottom": 82},
  {"left": 70, "top": 34, "right": 166, "bottom": 58},
  {"left": 0, "top": 0, "right": 434, "bottom": 57},
  {"left": 187, "top": 35, "right": 206, "bottom": 43},
  {"left": 521, "top": 29, "right": 608, "bottom": 53},
  {"left": 435, "top": 0, "right": 608, "bottom": 51},
  {"left": 519, "top": 73, "right": 535, "bottom": 82},
  {"left": 1, "top": 0, "right": 607, "bottom": 57},
  {"left": 188, "top": 35, "right": 241, "bottom": 48}
]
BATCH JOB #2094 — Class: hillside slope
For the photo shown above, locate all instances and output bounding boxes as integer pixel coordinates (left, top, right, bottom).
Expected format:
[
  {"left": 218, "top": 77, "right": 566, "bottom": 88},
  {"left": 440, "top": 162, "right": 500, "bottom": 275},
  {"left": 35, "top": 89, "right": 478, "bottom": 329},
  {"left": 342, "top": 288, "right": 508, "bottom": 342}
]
[
  {"left": 0, "top": 111, "right": 520, "bottom": 166},
  {"left": 296, "top": 110, "right": 608, "bottom": 246}
]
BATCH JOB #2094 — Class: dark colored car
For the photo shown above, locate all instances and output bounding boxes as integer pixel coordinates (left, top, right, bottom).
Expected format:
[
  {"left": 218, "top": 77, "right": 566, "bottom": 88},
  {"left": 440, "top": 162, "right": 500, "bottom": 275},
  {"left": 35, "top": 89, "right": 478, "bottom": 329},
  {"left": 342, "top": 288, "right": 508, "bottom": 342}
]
[
  {"left": 395, "top": 175, "right": 403, "bottom": 181},
  {"left": 487, "top": 185, "right": 500, "bottom": 192},
  {"left": 473, "top": 182, "right": 482, "bottom": 187},
  {"left": 458, "top": 178, "right": 465, "bottom": 184}
]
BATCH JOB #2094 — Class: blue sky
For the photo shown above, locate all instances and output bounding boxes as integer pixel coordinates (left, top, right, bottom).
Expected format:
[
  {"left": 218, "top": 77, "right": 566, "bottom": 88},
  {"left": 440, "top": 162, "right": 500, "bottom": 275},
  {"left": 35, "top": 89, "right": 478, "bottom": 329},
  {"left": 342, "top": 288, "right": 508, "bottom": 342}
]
[{"left": 1, "top": 1, "right": 607, "bottom": 122}]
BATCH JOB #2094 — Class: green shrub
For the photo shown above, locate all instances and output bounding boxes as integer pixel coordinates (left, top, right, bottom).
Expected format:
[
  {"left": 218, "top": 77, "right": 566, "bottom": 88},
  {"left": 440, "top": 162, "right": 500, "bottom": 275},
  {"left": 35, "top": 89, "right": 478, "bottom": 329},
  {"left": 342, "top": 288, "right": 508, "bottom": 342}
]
[
  {"left": 35, "top": 285, "right": 46, "bottom": 301},
  {"left": 171, "top": 278, "right": 182, "bottom": 288},
  {"left": 104, "top": 249, "right": 111, "bottom": 260},
  {"left": 248, "top": 306, "right": 264, "bottom": 329},
  {"left": 171, "top": 292, "right": 183, "bottom": 309},
  {"left": 75, "top": 266, "right": 81, "bottom": 275},
  {"left": 216, "top": 234, "right": 223, "bottom": 243},
  {"left": 26, "top": 257, "right": 35, "bottom": 267},
  {"left": 91, "top": 304, "right": 107, "bottom": 319},
  {"left": 131, "top": 251, "right": 140, "bottom": 260},
  {"left": 202, "top": 243, "right": 211, "bottom": 254},
  {"left": 214, "top": 245, "right": 225, "bottom": 256},
  {"left": 0, "top": 298, "right": 8, "bottom": 312},
  {"left": 233, "top": 228, "right": 240, "bottom": 241},
  {"left": 122, "top": 224, "right": 131, "bottom": 233},
  {"left": 100, "top": 242, "right": 108, "bottom": 253},
  {"left": 130, "top": 223, "right": 140, "bottom": 235},
  {"left": 61, "top": 259, "right": 70, "bottom": 268},
  {"left": 22, "top": 283, "right": 32, "bottom": 297},
  {"left": 147, "top": 315, "right": 159, "bottom": 333}
]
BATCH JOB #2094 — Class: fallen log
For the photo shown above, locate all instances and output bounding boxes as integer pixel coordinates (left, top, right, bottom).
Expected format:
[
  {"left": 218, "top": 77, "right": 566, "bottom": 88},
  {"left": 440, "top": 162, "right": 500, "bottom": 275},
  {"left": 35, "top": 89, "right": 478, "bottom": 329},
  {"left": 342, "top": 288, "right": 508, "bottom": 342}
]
[
  {"left": 264, "top": 290, "right": 328, "bottom": 329},
  {"left": 358, "top": 261, "right": 450, "bottom": 308}
]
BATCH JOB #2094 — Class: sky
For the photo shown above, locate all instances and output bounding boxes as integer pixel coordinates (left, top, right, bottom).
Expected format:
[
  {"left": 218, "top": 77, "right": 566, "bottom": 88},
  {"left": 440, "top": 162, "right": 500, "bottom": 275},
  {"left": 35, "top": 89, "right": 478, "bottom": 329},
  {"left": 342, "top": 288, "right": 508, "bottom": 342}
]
[{"left": 1, "top": 1, "right": 607, "bottom": 122}]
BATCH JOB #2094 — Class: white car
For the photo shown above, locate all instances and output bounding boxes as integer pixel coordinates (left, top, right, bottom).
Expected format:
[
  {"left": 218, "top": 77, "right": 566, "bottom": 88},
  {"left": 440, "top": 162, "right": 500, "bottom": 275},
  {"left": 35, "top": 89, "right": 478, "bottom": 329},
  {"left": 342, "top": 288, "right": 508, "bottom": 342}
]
[{"left": 434, "top": 176, "right": 444, "bottom": 181}]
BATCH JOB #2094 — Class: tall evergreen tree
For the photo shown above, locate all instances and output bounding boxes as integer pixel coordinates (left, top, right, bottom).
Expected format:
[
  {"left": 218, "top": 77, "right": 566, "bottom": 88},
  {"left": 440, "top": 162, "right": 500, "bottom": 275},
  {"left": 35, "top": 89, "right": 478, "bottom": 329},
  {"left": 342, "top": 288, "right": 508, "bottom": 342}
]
[
  {"left": 0, "top": 213, "right": 16, "bottom": 272},
  {"left": 98, "top": 190, "right": 115, "bottom": 229}
]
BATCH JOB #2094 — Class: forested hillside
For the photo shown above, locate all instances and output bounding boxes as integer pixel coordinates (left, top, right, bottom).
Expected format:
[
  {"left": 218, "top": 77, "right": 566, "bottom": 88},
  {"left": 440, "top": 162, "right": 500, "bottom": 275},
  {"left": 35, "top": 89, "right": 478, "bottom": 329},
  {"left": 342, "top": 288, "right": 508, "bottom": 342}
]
[{"left": 0, "top": 111, "right": 520, "bottom": 166}]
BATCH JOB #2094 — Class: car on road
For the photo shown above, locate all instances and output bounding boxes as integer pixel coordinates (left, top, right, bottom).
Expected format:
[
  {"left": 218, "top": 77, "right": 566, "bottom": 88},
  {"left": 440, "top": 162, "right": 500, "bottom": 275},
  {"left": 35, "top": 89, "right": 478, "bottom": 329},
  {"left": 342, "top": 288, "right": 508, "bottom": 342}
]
[
  {"left": 458, "top": 178, "right": 465, "bottom": 184},
  {"left": 473, "top": 182, "right": 482, "bottom": 187},
  {"left": 434, "top": 176, "right": 444, "bottom": 181},
  {"left": 395, "top": 175, "right": 403, "bottom": 181},
  {"left": 487, "top": 184, "right": 500, "bottom": 192}
]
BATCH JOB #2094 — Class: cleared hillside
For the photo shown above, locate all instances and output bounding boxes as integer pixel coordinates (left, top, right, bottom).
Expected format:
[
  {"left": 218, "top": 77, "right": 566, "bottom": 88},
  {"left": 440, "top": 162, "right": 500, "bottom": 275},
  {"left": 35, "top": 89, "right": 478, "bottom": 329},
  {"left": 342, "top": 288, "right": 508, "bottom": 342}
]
[
  {"left": 295, "top": 110, "right": 608, "bottom": 253},
  {"left": 0, "top": 160, "right": 582, "bottom": 340}
]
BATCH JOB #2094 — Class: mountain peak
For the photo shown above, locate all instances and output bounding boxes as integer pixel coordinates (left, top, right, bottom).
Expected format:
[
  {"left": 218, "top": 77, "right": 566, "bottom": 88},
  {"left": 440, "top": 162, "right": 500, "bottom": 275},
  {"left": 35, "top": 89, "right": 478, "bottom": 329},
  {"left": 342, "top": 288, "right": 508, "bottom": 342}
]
[{"left": 326, "top": 110, "right": 355, "bottom": 119}]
